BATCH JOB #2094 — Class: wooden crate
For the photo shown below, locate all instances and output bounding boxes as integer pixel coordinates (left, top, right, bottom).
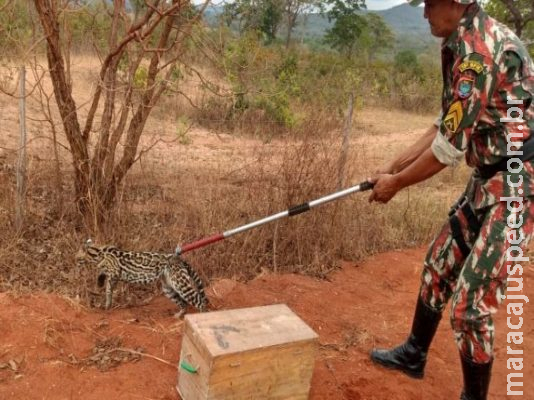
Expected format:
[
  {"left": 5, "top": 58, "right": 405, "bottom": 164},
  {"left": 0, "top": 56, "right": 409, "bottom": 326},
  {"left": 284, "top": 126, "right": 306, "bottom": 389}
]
[{"left": 177, "top": 304, "right": 318, "bottom": 400}]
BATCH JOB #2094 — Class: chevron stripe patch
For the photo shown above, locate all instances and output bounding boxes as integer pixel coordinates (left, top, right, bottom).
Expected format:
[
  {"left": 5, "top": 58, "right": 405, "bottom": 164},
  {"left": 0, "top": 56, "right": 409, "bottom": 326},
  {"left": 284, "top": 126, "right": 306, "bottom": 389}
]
[{"left": 444, "top": 101, "right": 464, "bottom": 134}]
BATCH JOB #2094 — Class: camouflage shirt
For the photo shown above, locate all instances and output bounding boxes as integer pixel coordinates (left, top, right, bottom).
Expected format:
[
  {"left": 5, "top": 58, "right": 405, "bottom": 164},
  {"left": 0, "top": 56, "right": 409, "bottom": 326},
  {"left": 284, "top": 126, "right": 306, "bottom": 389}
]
[{"left": 435, "top": 3, "right": 534, "bottom": 209}]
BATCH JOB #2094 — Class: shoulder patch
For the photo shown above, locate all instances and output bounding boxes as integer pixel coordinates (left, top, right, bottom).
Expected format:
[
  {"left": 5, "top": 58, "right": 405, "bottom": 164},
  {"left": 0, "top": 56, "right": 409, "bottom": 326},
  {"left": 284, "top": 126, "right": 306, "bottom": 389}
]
[
  {"left": 456, "top": 75, "right": 475, "bottom": 99},
  {"left": 458, "top": 60, "right": 484, "bottom": 74},
  {"left": 443, "top": 101, "right": 464, "bottom": 134}
]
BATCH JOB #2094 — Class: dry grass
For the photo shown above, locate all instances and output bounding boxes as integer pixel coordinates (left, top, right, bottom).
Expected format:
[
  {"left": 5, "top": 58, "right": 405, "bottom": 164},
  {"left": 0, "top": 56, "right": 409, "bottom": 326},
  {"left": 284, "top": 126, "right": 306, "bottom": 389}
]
[{"left": 0, "top": 128, "right": 467, "bottom": 303}]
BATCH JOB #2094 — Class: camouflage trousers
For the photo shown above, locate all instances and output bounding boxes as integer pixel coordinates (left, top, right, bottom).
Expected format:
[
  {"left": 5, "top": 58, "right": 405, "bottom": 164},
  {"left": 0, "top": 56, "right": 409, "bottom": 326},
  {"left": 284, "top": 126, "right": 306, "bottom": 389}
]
[{"left": 419, "top": 196, "right": 534, "bottom": 363}]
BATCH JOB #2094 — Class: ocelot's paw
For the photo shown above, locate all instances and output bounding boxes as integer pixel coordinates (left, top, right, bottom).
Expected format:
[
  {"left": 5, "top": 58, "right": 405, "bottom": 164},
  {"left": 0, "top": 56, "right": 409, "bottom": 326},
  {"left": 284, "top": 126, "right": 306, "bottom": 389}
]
[{"left": 174, "top": 309, "right": 186, "bottom": 319}]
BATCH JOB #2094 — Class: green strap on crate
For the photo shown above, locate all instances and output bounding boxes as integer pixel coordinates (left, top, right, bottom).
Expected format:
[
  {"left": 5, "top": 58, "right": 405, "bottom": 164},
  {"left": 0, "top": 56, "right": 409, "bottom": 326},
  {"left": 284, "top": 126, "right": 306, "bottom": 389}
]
[{"left": 180, "top": 361, "right": 198, "bottom": 374}]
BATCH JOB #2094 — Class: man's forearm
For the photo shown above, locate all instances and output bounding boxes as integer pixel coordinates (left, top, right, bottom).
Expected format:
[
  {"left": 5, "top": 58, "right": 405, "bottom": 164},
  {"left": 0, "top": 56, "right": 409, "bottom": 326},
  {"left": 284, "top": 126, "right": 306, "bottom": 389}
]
[
  {"left": 368, "top": 124, "right": 447, "bottom": 204},
  {"left": 395, "top": 147, "right": 447, "bottom": 190},
  {"left": 390, "top": 125, "right": 438, "bottom": 173}
]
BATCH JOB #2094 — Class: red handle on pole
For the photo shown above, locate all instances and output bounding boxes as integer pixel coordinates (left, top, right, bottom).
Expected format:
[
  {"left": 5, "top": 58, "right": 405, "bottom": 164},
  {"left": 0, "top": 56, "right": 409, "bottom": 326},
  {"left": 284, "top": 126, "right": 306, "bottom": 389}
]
[{"left": 178, "top": 233, "right": 225, "bottom": 254}]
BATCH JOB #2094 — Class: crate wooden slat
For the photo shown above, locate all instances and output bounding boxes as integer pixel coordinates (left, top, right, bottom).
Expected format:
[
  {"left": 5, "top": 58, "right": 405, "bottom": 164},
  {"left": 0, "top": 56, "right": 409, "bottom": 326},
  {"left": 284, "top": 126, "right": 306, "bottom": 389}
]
[{"left": 177, "top": 304, "right": 318, "bottom": 400}]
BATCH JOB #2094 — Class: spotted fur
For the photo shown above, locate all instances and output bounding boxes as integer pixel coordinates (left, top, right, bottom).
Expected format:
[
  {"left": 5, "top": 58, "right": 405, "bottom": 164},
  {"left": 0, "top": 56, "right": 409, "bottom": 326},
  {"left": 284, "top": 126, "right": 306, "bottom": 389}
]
[{"left": 76, "top": 239, "right": 208, "bottom": 317}]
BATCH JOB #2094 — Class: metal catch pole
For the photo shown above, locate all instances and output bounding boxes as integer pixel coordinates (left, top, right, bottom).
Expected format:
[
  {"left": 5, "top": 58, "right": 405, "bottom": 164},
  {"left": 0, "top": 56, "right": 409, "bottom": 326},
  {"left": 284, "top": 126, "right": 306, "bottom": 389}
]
[{"left": 175, "top": 180, "right": 374, "bottom": 255}]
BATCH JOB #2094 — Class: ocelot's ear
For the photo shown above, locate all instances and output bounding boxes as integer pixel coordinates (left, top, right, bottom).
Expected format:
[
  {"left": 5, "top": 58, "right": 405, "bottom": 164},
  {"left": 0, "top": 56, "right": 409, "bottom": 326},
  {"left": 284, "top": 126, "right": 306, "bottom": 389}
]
[{"left": 85, "top": 238, "right": 93, "bottom": 248}]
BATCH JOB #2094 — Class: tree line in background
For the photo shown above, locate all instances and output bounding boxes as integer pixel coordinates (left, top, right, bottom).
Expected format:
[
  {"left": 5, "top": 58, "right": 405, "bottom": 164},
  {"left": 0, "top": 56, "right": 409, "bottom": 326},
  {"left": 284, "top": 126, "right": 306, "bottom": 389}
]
[
  {"left": 220, "top": 0, "right": 393, "bottom": 58},
  {"left": 485, "top": 0, "right": 534, "bottom": 39},
  {"left": 0, "top": 0, "right": 532, "bottom": 231}
]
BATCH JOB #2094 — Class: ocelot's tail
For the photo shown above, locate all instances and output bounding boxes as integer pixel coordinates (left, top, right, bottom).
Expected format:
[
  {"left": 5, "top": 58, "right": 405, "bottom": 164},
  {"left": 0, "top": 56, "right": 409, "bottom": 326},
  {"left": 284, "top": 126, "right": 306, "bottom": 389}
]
[
  {"left": 180, "top": 258, "right": 209, "bottom": 311},
  {"left": 167, "top": 256, "right": 209, "bottom": 313}
]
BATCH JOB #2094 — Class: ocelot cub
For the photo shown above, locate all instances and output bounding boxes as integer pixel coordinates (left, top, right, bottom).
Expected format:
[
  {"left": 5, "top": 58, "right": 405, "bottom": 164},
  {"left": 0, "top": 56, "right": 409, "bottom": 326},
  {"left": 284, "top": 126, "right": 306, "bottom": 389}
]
[{"left": 76, "top": 239, "right": 208, "bottom": 317}]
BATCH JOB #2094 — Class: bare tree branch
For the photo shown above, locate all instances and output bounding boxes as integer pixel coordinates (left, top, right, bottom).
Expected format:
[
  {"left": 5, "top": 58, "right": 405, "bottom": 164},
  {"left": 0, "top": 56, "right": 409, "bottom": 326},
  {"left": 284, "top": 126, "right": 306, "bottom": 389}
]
[
  {"left": 0, "top": 0, "right": 13, "bottom": 13},
  {"left": 82, "top": 0, "right": 168, "bottom": 141},
  {"left": 31, "top": 0, "right": 213, "bottom": 225},
  {"left": 91, "top": 0, "right": 126, "bottom": 181},
  {"left": 104, "top": 51, "right": 143, "bottom": 179},
  {"left": 31, "top": 58, "right": 65, "bottom": 210},
  {"left": 34, "top": 0, "right": 91, "bottom": 213},
  {"left": 0, "top": 65, "right": 47, "bottom": 99},
  {"left": 499, "top": 0, "right": 534, "bottom": 37}
]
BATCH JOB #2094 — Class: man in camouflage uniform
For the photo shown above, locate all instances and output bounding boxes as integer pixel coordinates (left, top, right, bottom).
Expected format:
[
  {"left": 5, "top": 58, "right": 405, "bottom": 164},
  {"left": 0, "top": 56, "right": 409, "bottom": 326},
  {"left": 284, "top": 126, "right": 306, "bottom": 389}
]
[{"left": 367, "top": 0, "right": 534, "bottom": 399}]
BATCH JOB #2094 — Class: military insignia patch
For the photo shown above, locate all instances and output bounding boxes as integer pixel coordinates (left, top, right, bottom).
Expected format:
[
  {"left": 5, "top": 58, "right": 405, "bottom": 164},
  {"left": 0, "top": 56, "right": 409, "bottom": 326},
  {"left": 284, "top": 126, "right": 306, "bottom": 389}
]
[
  {"left": 458, "top": 60, "right": 484, "bottom": 74},
  {"left": 443, "top": 101, "right": 464, "bottom": 134},
  {"left": 457, "top": 76, "right": 474, "bottom": 99}
]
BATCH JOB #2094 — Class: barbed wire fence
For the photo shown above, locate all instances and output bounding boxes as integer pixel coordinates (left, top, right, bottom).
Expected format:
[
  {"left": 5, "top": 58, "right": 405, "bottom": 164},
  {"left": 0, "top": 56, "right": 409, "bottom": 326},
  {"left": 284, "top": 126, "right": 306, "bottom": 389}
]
[
  {"left": 0, "top": 64, "right": 31, "bottom": 231},
  {"left": 15, "top": 65, "right": 26, "bottom": 232},
  {"left": 1, "top": 61, "right": 72, "bottom": 229}
]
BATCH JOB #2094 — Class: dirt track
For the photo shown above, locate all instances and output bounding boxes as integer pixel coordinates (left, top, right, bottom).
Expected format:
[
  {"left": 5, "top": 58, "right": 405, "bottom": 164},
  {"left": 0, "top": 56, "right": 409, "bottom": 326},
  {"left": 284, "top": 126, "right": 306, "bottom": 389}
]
[{"left": 1, "top": 246, "right": 532, "bottom": 399}]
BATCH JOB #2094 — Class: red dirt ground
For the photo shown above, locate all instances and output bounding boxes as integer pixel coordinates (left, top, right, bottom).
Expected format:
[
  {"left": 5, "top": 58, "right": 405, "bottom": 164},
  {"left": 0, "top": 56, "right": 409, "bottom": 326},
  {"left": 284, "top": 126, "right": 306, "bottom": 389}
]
[{"left": 0, "top": 247, "right": 532, "bottom": 400}]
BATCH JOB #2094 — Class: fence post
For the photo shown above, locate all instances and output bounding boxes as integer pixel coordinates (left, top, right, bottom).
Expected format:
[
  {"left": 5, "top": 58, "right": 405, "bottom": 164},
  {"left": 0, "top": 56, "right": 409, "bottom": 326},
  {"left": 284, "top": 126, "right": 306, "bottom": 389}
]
[
  {"left": 15, "top": 66, "right": 27, "bottom": 232},
  {"left": 338, "top": 92, "right": 354, "bottom": 190}
]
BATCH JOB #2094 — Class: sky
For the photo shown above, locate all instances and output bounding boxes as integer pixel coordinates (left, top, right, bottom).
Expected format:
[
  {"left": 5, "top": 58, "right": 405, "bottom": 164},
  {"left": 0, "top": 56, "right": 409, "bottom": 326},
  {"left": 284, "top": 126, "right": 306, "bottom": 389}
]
[{"left": 366, "top": 0, "right": 407, "bottom": 10}]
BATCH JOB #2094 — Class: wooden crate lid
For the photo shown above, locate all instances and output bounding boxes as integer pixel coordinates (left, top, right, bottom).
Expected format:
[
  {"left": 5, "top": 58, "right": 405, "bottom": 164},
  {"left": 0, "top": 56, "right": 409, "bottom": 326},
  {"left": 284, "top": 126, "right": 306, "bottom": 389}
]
[{"left": 184, "top": 304, "right": 318, "bottom": 358}]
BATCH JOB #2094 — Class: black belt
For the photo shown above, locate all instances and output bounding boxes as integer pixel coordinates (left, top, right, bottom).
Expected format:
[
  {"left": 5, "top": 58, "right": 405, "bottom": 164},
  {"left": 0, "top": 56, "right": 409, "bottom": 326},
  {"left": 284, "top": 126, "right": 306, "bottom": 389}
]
[
  {"left": 477, "top": 134, "right": 534, "bottom": 179},
  {"left": 448, "top": 197, "right": 482, "bottom": 258}
]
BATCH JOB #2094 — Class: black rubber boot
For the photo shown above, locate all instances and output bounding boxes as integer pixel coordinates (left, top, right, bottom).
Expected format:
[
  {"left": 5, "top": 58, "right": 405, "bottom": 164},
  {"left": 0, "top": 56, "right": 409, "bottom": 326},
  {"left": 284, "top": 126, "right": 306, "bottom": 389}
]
[
  {"left": 370, "top": 297, "right": 442, "bottom": 379},
  {"left": 459, "top": 354, "right": 492, "bottom": 400}
]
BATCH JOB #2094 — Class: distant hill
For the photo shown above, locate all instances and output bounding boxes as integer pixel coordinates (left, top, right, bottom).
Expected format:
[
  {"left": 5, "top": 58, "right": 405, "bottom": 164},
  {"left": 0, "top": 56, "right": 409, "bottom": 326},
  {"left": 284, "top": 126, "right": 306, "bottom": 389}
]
[
  {"left": 203, "top": 3, "right": 440, "bottom": 52},
  {"left": 376, "top": 4, "right": 440, "bottom": 50},
  {"left": 379, "top": 4, "right": 429, "bottom": 35},
  {"left": 292, "top": 4, "right": 440, "bottom": 51}
]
